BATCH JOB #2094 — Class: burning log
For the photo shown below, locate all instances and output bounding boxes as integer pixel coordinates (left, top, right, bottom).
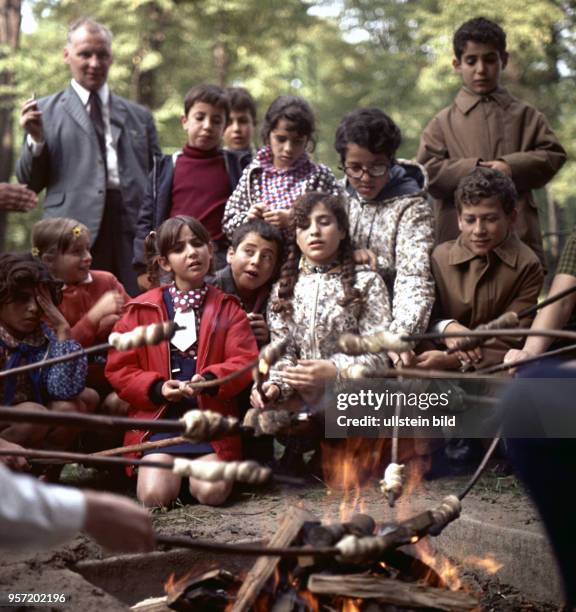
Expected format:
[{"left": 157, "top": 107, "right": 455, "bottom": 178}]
[
  {"left": 132, "top": 569, "right": 237, "bottom": 612},
  {"left": 231, "top": 506, "right": 316, "bottom": 612},
  {"left": 307, "top": 574, "right": 478, "bottom": 611},
  {"left": 335, "top": 496, "right": 462, "bottom": 563}
]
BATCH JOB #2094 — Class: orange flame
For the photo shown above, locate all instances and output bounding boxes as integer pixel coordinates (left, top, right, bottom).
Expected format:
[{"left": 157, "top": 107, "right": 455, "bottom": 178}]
[
  {"left": 465, "top": 554, "right": 503, "bottom": 574},
  {"left": 414, "top": 540, "right": 463, "bottom": 591},
  {"left": 321, "top": 438, "right": 386, "bottom": 521}
]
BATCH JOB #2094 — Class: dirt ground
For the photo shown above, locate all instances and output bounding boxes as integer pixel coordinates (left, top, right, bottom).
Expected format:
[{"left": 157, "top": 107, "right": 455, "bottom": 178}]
[{"left": 0, "top": 461, "right": 561, "bottom": 611}]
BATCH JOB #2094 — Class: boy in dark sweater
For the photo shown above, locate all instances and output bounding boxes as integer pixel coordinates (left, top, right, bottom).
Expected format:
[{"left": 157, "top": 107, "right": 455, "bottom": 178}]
[
  {"left": 209, "top": 219, "right": 283, "bottom": 347},
  {"left": 134, "top": 84, "right": 251, "bottom": 288}
]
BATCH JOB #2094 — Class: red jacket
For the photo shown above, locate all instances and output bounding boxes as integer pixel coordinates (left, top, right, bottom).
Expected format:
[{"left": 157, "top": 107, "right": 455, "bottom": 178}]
[{"left": 105, "top": 285, "right": 258, "bottom": 465}]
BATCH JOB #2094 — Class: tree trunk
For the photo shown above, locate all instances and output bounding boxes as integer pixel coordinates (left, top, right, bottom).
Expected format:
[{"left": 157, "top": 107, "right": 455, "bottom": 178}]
[{"left": 0, "top": 0, "right": 22, "bottom": 250}]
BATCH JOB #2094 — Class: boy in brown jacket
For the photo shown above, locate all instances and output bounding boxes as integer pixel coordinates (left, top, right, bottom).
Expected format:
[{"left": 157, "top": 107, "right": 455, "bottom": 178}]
[
  {"left": 417, "top": 16, "right": 566, "bottom": 264},
  {"left": 416, "top": 167, "right": 543, "bottom": 371}
]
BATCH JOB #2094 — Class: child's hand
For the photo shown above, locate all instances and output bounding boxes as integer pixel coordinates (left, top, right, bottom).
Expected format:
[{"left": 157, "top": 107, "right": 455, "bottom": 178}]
[
  {"left": 0, "top": 438, "right": 29, "bottom": 471},
  {"left": 387, "top": 350, "right": 416, "bottom": 368},
  {"left": 263, "top": 208, "right": 292, "bottom": 229},
  {"left": 87, "top": 290, "right": 126, "bottom": 328},
  {"left": 246, "top": 203, "right": 266, "bottom": 221},
  {"left": 250, "top": 382, "right": 280, "bottom": 409},
  {"left": 478, "top": 160, "right": 512, "bottom": 177},
  {"left": 182, "top": 374, "right": 205, "bottom": 398},
  {"left": 247, "top": 313, "right": 270, "bottom": 346},
  {"left": 36, "top": 285, "right": 70, "bottom": 340},
  {"left": 161, "top": 380, "right": 186, "bottom": 402},
  {"left": 443, "top": 321, "right": 483, "bottom": 366},
  {"left": 414, "top": 350, "right": 460, "bottom": 370},
  {"left": 503, "top": 348, "right": 534, "bottom": 375},
  {"left": 353, "top": 248, "right": 378, "bottom": 271},
  {"left": 279, "top": 359, "right": 337, "bottom": 393}
]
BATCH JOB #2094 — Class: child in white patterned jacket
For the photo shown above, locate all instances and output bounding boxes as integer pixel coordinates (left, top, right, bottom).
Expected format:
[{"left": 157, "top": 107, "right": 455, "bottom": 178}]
[
  {"left": 335, "top": 108, "right": 435, "bottom": 366},
  {"left": 250, "top": 191, "right": 392, "bottom": 410}
]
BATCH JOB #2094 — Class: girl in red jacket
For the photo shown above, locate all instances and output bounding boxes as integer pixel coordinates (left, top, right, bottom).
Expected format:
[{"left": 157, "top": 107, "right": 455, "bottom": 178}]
[
  {"left": 32, "top": 218, "right": 129, "bottom": 417},
  {"left": 105, "top": 215, "right": 258, "bottom": 507}
]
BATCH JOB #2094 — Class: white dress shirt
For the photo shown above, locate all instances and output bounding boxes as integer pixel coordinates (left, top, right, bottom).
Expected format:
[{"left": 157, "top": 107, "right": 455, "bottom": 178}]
[{"left": 0, "top": 463, "right": 86, "bottom": 551}]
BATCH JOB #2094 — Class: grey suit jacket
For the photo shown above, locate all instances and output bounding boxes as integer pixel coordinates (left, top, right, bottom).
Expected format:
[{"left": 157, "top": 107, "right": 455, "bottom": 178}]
[{"left": 16, "top": 85, "right": 161, "bottom": 242}]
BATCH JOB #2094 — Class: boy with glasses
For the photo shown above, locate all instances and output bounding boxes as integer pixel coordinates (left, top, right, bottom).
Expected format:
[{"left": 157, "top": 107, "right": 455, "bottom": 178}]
[{"left": 335, "top": 108, "right": 435, "bottom": 365}]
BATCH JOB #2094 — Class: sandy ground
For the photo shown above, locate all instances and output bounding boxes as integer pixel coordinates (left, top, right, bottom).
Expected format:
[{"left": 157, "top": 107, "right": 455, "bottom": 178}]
[{"left": 0, "top": 463, "right": 559, "bottom": 611}]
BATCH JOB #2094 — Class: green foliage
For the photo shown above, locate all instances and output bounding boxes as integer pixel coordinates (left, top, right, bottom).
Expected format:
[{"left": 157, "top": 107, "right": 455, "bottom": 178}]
[{"left": 4, "top": 0, "right": 576, "bottom": 254}]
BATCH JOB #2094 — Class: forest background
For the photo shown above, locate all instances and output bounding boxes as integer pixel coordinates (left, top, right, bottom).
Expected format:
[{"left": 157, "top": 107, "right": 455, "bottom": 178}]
[{"left": 0, "top": 0, "right": 574, "bottom": 272}]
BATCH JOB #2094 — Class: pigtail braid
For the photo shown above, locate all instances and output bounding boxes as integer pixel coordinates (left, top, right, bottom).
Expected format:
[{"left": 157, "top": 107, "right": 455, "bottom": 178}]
[
  {"left": 144, "top": 231, "right": 161, "bottom": 288},
  {"left": 337, "top": 236, "right": 363, "bottom": 308},
  {"left": 271, "top": 238, "right": 299, "bottom": 316}
]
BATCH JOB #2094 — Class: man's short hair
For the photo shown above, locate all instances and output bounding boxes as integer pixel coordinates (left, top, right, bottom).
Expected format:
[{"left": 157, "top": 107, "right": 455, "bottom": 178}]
[
  {"left": 231, "top": 219, "right": 284, "bottom": 260},
  {"left": 455, "top": 167, "right": 517, "bottom": 215},
  {"left": 334, "top": 108, "right": 402, "bottom": 163},
  {"left": 67, "top": 18, "right": 112, "bottom": 46},
  {"left": 183, "top": 84, "right": 230, "bottom": 122},
  {"left": 225, "top": 87, "right": 257, "bottom": 122},
  {"left": 453, "top": 17, "right": 507, "bottom": 60}
]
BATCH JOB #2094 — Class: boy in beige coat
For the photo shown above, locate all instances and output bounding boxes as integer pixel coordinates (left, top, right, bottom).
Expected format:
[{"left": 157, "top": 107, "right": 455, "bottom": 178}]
[
  {"left": 417, "top": 16, "right": 566, "bottom": 264},
  {"left": 416, "top": 167, "right": 543, "bottom": 371}
]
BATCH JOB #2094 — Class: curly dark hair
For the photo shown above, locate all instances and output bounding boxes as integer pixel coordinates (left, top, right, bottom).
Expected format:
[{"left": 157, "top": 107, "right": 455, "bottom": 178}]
[
  {"left": 0, "top": 253, "right": 62, "bottom": 306},
  {"left": 260, "top": 95, "right": 316, "bottom": 149},
  {"left": 334, "top": 108, "right": 401, "bottom": 164},
  {"left": 183, "top": 84, "right": 230, "bottom": 122},
  {"left": 144, "top": 216, "right": 212, "bottom": 287},
  {"left": 272, "top": 192, "right": 362, "bottom": 316},
  {"left": 455, "top": 167, "right": 517, "bottom": 215},
  {"left": 453, "top": 17, "right": 507, "bottom": 60}
]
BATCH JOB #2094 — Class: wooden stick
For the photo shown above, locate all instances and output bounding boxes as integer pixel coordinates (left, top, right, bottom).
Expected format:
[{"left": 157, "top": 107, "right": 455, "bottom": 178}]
[
  {"left": 231, "top": 506, "right": 317, "bottom": 612},
  {"left": 0, "top": 407, "right": 241, "bottom": 436},
  {"left": 307, "top": 574, "right": 478, "bottom": 611},
  {"left": 0, "top": 447, "right": 305, "bottom": 486},
  {"left": 477, "top": 342, "right": 576, "bottom": 375},
  {"left": 156, "top": 533, "right": 337, "bottom": 558},
  {"left": 0, "top": 447, "right": 174, "bottom": 469},
  {"left": 92, "top": 435, "right": 188, "bottom": 456},
  {"left": 0, "top": 322, "right": 177, "bottom": 380},
  {"left": 402, "top": 328, "right": 576, "bottom": 344},
  {"left": 518, "top": 284, "right": 576, "bottom": 318}
]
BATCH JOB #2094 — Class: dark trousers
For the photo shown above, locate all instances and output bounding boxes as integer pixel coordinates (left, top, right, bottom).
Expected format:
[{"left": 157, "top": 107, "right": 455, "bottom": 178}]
[
  {"left": 504, "top": 362, "right": 576, "bottom": 607},
  {"left": 91, "top": 190, "right": 139, "bottom": 296}
]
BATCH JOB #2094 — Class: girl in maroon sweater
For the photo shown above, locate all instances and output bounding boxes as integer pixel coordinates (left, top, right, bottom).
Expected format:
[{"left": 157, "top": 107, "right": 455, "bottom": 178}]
[{"left": 105, "top": 216, "right": 258, "bottom": 507}]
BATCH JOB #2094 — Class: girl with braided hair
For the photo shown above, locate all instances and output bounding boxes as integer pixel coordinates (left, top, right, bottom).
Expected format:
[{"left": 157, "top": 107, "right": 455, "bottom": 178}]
[{"left": 251, "top": 192, "right": 392, "bottom": 409}]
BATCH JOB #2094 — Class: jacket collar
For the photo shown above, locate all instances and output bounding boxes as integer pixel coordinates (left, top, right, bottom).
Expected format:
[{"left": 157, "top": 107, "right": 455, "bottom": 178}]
[
  {"left": 448, "top": 232, "right": 520, "bottom": 268},
  {"left": 455, "top": 86, "right": 513, "bottom": 115}
]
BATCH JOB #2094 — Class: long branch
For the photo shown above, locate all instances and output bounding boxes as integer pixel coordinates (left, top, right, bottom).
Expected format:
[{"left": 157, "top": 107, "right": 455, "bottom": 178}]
[
  {"left": 0, "top": 448, "right": 304, "bottom": 486},
  {"left": 477, "top": 343, "right": 576, "bottom": 375}
]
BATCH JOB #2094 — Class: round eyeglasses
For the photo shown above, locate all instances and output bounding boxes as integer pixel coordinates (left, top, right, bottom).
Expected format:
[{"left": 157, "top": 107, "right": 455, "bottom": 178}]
[{"left": 339, "top": 164, "right": 390, "bottom": 179}]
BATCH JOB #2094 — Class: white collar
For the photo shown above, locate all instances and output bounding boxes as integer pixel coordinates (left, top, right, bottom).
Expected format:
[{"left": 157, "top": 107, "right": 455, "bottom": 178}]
[
  {"left": 70, "top": 79, "right": 109, "bottom": 107},
  {"left": 62, "top": 272, "right": 93, "bottom": 290}
]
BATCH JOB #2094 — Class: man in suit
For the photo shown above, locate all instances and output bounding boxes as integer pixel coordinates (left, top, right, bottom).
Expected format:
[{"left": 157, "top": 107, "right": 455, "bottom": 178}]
[{"left": 17, "top": 18, "right": 160, "bottom": 295}]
